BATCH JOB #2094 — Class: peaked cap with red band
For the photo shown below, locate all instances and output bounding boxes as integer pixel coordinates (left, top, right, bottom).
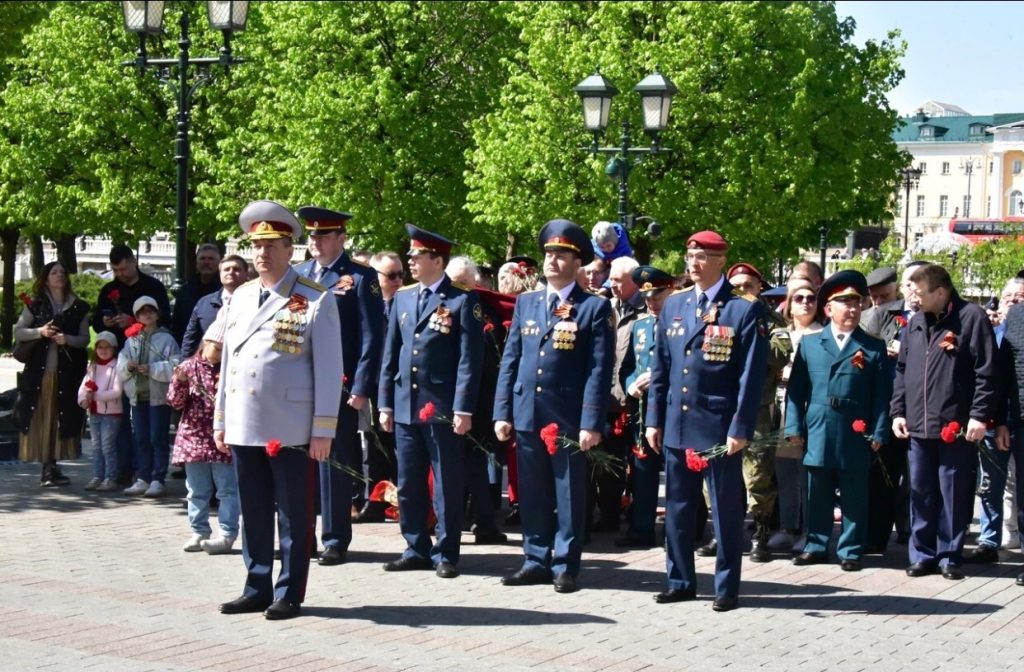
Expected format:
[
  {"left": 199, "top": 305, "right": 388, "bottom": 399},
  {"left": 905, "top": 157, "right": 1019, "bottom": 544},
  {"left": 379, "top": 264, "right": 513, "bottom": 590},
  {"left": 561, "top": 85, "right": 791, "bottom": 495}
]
[
  {"left": 538, "top": 218, "right": 593, "bottom": 265},
  {"left": 296, "top": 205, "right": 352, "bottom": 235},
  {"left": 238, "top": 200, "right": 301, "bottom": 241},
  {"left": 405, "top": 223, "right": 456, "bottom": 257}
]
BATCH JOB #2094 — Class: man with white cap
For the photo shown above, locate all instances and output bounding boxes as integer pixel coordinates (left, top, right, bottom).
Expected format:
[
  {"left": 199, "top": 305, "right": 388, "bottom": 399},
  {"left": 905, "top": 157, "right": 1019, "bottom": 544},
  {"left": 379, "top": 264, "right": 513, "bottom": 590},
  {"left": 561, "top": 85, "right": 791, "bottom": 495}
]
[{"left": 214, "top": 200, "right": 343, "bottom": 621}]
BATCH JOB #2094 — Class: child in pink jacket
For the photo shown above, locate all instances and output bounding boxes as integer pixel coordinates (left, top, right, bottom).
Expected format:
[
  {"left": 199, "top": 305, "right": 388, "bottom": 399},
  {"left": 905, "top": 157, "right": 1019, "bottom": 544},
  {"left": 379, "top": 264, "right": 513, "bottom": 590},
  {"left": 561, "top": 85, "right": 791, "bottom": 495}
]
[{"left": 77, "top": 331, "right": 123, "bottom": 492}]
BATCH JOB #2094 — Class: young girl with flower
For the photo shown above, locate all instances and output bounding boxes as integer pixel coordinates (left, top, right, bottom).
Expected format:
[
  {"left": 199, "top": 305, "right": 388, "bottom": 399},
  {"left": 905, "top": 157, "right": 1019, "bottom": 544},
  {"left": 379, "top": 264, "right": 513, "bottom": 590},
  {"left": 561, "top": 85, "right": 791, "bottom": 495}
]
[
  {"left": 167, "top": 322, "right": 239, "bottom": 554},
  {"left": 77, "top": 331, "right": 123, "bottom": 492},
  {"left": 117, "top": 296, "right": 181, "bottom": 498}
]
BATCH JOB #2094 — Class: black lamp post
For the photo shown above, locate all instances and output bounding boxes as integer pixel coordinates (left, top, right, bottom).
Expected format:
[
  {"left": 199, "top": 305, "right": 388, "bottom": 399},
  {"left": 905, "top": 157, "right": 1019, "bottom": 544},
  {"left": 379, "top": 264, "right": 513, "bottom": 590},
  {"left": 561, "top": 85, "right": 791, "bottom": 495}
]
[
  {"left": 898, "top": 166, "right": 922, "bottom": 250},
  {"left": 120, "top": 0, "right": 249, "bottom": 297},
  {"left": 818, "top": 221, "right": 828, "bottom": 274},
  {"left": 574, "top": 69, "right": 677, "bottom": 237}
]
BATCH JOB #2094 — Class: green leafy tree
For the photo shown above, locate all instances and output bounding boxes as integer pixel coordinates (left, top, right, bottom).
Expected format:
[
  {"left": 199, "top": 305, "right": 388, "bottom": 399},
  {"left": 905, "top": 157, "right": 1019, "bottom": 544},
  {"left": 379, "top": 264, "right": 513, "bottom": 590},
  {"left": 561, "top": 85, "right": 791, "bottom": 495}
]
[{"left": 465, "top": 1, "right": 907, "bottom": 271}]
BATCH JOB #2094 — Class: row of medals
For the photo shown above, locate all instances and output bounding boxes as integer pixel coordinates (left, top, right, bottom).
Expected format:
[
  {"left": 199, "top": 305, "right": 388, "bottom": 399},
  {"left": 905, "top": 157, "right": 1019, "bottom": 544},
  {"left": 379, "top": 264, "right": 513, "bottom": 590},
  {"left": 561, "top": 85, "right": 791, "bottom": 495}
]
[
  {"left": 702, "top": 325, "right": 733, "bottom": 361},
  {"left": 429, "top": 306, "right": 452, "bottom": 334},
  {"left": 552, "top": 320, "right": 578, "bottom": 350},
  {"left": 272, "top": 309, "right": 307, "bottom": 353}
]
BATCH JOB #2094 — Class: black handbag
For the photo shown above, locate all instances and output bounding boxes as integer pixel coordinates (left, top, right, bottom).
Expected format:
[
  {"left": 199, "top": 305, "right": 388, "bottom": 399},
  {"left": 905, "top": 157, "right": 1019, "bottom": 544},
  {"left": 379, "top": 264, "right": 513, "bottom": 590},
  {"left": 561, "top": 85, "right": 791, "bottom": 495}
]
[{"left": 11, "top": 338, "right": 38, "bottom": 364}]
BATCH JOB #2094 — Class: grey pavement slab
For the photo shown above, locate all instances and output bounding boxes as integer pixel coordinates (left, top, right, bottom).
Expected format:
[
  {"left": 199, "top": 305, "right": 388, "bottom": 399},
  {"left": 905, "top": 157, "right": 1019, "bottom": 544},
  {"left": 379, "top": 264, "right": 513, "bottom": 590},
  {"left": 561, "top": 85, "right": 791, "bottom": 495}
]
[{"left": 2, "top": 451, "right": 1024, "bottom": 671}]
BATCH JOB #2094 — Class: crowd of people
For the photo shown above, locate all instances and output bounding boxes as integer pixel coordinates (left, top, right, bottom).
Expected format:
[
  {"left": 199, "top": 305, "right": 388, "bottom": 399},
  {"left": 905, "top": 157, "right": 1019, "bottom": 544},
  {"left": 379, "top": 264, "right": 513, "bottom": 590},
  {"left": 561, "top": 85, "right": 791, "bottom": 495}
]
[{"left": 12, "top": 204, "right": 1024, "bottom": 620}]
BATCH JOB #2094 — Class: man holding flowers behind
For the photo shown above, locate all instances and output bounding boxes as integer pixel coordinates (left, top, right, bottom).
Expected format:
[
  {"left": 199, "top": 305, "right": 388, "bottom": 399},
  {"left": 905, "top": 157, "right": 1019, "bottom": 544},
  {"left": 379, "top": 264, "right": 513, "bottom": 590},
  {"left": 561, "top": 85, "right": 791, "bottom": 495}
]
[{"left": 784, "top": 270, "right": 891, "bottom": 572}]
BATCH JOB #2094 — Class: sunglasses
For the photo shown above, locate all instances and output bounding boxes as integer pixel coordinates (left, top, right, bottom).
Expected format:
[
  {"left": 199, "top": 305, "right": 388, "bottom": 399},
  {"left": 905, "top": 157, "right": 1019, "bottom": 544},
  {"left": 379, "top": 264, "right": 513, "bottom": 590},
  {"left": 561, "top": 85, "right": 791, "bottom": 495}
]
[
  {"left": 791, "top": 294, "right": 816, "bottom": 305},
  {"left": 379, "top": 271, "right": 405, "bottom": 281}
]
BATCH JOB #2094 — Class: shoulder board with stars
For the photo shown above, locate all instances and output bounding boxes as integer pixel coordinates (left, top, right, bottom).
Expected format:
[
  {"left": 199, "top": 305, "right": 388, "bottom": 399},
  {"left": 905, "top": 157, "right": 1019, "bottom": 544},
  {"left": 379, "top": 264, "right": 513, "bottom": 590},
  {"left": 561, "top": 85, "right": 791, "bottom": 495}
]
[
  {"left": 671, "top": 286, "right": 694, "bottom": 296},
  {"left": 397, "top": 284, "right": 418, "bottom": 292},
  {"left": 731, "top": 287, "right": 756, "bottom": 301},
  {"left": 296, "top": 276, "right": 327, "bottom": 292}
]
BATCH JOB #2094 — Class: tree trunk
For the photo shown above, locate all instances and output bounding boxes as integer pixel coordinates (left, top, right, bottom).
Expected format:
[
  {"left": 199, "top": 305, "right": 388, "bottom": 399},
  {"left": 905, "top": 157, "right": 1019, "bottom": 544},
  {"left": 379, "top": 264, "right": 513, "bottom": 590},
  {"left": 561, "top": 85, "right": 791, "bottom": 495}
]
[
  {"left": 1, "top": 227, "right": 20, "bottom": 349},
  {"left": 55, "top": 234, "right": 78, "bottom": 274},
  {"left": 29, "top": 235, "right": 44, "bottom": 277}
]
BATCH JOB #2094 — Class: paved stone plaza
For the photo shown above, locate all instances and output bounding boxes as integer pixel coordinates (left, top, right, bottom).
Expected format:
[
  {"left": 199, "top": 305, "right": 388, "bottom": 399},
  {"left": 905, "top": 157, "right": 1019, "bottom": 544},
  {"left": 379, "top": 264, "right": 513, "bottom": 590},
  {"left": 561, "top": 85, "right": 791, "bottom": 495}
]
[{"left": 2, "top": 446, "right": 1024, "bottom": 672}]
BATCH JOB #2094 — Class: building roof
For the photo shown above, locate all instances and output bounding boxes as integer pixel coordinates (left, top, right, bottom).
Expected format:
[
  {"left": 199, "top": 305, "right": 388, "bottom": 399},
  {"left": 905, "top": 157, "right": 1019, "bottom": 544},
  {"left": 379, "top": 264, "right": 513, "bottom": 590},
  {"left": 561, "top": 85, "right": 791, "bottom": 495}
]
[
  {"left": 893, "top": 110, "right": 1024, "bottom": 143},
  {"left": 919, "top": 100, "right": 970, "bottom": 117}
]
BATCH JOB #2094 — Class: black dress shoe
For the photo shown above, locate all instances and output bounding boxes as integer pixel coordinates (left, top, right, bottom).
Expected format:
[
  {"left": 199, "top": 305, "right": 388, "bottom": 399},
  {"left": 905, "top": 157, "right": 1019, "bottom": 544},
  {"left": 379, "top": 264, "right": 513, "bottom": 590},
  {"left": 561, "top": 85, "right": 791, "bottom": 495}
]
[
  {"left": 696, "top": 538, "right": 718, "bottom": 557},
  {"left": 219, "top": 595, "right": 272, "bottom": 614},
  {"left": 383, "top": 556, "right": 433, "bottom": 572},
  {"left": 941, "top": 564, "right": 965, "bottom": 580},
  {"left": 553, "top": 573, "right": 577, "bottom": 593},
  {"left": 615, "top": 534, "right": 657, "bottom": 549},
  {"left": 792, "top": 552, "right": 827, "bottom": 566},
  {"left": 964, "top": 545, "right": 999, "bottom": 564},
  {"left": 840, "top": 559, "right": 861, "bottom": 572},
  {"left": 435, "top": 561, "right": 459, "bottom": 578},
  {"left": 654, "top": 588, "right": 696, "bottom": 604},
  {"left": 474, "top": 530, "right": 508, "bottom": 545},
  {"left": 317, "top": 546, "right": 347, "bottom": 566},
  {"left": 505, "top": 504, "right": 521, "bottom": 527},
  {"left": 712, "top": 596, "right": 739, "bottom": 612},
  {"left": 501, "top": 567, "right": 552, "bottom": 586},
  {"left": 264, "top": 599, "right": 301, "bottom": 620},
  {"left": 1016, "top": 572, "right": 1024, "bottom": 586},
  {"left": 906, "top": 561, "right": 937, "bottom": 577}
]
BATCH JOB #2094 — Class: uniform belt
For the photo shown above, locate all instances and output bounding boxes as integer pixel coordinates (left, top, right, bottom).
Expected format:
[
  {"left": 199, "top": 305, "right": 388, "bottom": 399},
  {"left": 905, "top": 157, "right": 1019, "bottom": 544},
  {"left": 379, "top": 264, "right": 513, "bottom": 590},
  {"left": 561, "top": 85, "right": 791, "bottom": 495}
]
[{"left": 829, "top": 396, "right": 853, "bottom": 410}]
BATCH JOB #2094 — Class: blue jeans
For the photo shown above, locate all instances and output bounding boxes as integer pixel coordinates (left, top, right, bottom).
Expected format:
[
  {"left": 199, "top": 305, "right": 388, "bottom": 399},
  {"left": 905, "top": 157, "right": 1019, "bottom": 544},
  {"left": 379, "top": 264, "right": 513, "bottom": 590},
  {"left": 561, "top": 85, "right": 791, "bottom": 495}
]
[
  {"left": 977, "top": 431, "right": 1024, "bottom": 550},
  {"left": 185, "top": 462, "right": 240, "bottom": 538},
  {"left": 90, "top": 414, "right": 122, "bottom": 480},
  {"left": 130, "top": 402, "right": 171, "bottom": 484}
]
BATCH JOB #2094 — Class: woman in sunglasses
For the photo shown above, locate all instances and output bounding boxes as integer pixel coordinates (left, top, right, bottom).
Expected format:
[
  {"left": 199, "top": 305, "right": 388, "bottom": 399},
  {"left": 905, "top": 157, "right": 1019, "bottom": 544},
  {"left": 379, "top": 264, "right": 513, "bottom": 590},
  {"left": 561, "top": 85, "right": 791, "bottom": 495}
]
[{"left": 769, "top": 280, "right": 824, "bottom": 554}]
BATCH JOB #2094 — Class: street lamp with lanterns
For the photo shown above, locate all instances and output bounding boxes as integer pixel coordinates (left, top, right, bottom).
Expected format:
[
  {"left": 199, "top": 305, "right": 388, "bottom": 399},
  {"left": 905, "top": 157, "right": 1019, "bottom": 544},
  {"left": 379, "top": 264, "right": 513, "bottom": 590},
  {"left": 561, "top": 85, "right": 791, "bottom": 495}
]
[
  {"left": 574, "top": 69, "right": 677, "bottom": 239},
  {"left": 120, "top": 0, "right": 250, "bottom": 296},
  {"left": 897, "top": 166, "right": 922, "bottom": 250},
  {"left": 959, "top": 157, "right": 980, "bottom": 218}
]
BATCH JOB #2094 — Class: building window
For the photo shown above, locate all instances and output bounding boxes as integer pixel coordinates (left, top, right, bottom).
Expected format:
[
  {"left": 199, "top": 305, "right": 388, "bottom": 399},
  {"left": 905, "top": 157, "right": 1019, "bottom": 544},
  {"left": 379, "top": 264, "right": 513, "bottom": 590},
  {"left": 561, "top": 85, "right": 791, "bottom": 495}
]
[
  {"left": 916, "top": 195, "right": 926, "bottom": 217},
  {"left": 990, "top": 161, "right": 994, "bottom": 174},
  {"left": 1012, "top": 191, "right": 1023, "bottom": 216},
  {"left": 939, "top": 195, "right": 949, "bottom": 217},
  {"left": 1014, "top": 160, "right": 1023, "bottom": 175},
  {"left": 987, "top": 196, "right": 992, "bottom": 217},
  {"left": 963, "top": 196, "right": 972, "bottom": 217},
  {"left": 918, "top": 162, "right": 927, "bottom": 174},
  {"left": 895, "top": 195, "right": 903, "bottom": 217},
  {"left": 942, "top": 161, "right": 950, "bottom": 175},
  {"left": 921, "top": 127, "right": 933, "bottom": 138}
]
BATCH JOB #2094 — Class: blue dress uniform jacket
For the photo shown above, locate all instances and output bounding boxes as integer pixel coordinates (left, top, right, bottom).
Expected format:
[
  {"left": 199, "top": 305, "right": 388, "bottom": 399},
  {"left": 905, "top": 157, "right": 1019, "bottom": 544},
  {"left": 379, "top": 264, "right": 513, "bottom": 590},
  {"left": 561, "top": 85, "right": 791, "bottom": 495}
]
[
  {"left": 493, "top": 283, "right": 614, "bottom": 578},
  {"left": 644, "top": 282, "right": 768, "bottom": 598},
  {"left": 213, "top": 267, "right": 342, "bottom": 606},
  {"left": 785, "top": 325, "right": 891, "bottom": 470},
  {"left": 295, "top": 252, "right": 384, "bottom": 554},
  {"left": 378, "top": 274, "right": 484, "bottom": 565},
  {"left": 494, "top": 285, "right": 614, "bottom": 433},
  {"left": 784, "top": 325, "right": 891, "bottom": 560}
]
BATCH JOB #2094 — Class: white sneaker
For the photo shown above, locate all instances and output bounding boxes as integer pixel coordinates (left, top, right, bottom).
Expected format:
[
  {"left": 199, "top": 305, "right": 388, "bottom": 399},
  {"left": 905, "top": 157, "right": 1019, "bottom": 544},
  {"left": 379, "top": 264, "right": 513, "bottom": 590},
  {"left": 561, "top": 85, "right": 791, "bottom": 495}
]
[
  {"left": 182, "top": 533, "right": 209, "bottom": 552},
  {"left": 200, "top": 536, "right": 237, "bottom": 555},
  {"left": 83, "top": 477, "right": 102, "bottom": 491},
  {"left": 123, "top": 478, "right": 149, "bottom": 496},
  {"left": 143, "top": 481, "right": 166, "bottom": 498},
  {"left": 96, "top": 478, "right": 119, "bottom": 492}
]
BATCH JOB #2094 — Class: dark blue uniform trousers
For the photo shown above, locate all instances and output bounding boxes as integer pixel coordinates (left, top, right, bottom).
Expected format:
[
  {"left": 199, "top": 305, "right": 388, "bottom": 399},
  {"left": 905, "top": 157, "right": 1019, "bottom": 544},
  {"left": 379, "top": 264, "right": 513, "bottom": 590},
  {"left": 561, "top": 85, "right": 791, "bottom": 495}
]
[
  {"left": 908, "top": 437, "right": 975, "bottom": 567},
  {"left": 664, "top": 447, "right": 744, "bottom": 597},
  {"left": 627, "top": 445, "right": 662, "bottom": 544},
  {"left": 516, "top": 431, "right": 587, "bottom": 577},
  {"left": 232, "top": 444, "right": 315, "bottom": 604},
  {"left": 395, "top": 421, "right": 464, "bottom": 565},
  {"left": 319, "top": 401, "right": 359, "bottom": 551}
]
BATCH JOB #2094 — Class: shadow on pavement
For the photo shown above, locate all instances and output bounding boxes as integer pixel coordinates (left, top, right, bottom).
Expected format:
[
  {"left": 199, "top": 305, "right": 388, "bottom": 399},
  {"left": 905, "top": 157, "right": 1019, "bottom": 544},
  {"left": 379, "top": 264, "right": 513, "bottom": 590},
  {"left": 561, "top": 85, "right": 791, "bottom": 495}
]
[{"left": 301, "top": 604, "right": 617, "bottom": 626}]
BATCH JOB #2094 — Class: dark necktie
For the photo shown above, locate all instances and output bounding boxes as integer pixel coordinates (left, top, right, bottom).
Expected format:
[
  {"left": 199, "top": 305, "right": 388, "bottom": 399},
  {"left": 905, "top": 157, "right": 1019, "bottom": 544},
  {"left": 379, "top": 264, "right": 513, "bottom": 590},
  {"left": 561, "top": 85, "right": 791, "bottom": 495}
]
[
  {"left": 549, "top": 293, "right": 560, "bottom": 317},
  {"left": 837, "top": 333, "right": 846, "bottom": 347},
  {"left": 418, "top": 287, "right": 432, "bottom": 318},
  {"left": 315, "top": 266, "right": 329, "bottom": 283},
  {"left": 258, "top": 289, "right": 270, "bottom": 308},
  {"left": 696, "top": 293, "right": 708, "bottom": 319}
]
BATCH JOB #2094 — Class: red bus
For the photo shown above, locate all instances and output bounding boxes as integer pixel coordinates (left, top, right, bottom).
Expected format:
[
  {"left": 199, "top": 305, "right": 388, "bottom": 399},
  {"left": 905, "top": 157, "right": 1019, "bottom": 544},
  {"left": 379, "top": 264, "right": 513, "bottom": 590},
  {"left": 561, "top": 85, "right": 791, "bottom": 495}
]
[{"left": 948, "top": 217, "right": 1024, "bottom": 243}]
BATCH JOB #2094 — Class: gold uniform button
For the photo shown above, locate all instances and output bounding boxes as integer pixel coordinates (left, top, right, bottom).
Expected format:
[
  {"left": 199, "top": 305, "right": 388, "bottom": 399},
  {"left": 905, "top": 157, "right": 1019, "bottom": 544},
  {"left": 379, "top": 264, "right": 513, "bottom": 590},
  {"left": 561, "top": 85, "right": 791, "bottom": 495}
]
[
  {"left": 412, "top": 366, "right": 418, "bottom": 372},
  {"left": 412, "top": 383, "right": 418, "bottom": 389},
  {"left": 537, "top": 369, "right": 543, "bottom": 375},
  {"left": 415, "top": 333, "right": 421, "bottom": 338},
  {"left": 536, "top": 386, "right": 542, "bottom": 392},
  {"left": 540, "top": 351, "right": 546, "bottom": 357},
  {"left": 682, "top": 387, "right": 688, "bottom": 393},
  {"left": 685, "top": 349, "right": 691, "bottom": 356},
  {"left": 682, "top": 404, "right": 689, "bottom": 411},
  {"left": 413, "top": 350, "right": 420, "bottom": 355},
  {"left": 683, "top": 369, "right": 689, "bottom": 375}
]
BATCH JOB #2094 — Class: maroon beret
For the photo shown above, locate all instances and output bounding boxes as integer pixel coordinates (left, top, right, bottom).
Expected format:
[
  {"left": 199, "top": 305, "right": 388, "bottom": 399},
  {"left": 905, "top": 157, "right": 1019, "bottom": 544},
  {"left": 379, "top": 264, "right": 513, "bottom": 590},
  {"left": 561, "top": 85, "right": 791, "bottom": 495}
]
[{"left": 686, "top": 230, "right": 728, "bottom": 252}]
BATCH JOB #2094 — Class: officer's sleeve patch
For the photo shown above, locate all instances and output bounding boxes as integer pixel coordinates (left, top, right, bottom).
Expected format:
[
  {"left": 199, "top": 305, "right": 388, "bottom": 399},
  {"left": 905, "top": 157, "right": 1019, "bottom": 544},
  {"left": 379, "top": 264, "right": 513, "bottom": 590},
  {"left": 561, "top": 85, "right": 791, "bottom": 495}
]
[
  {"left": 370, "top": 281, "right": 381, "bottom": 297},
  {"left": 473, "top": 303, "right": 483, "bottom": 322}
]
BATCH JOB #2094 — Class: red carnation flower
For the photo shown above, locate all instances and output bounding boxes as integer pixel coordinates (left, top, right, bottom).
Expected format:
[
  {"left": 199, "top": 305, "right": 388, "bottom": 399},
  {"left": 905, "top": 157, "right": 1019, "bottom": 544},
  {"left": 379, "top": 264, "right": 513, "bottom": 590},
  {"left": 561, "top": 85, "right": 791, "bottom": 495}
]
[
  {"left": 84, "top": 380, "right": 99, "bottom": 391},
  {"left": 108, "top": 289, "right": 121, "bottom": 303},
  {"left": 124, "top": 323, "right": 144, "bottom": 339},
  {"left": 18, "top": 292, "right": 32, "bottom": 307},
  {"left": 418, "top": 401, "right": 436, "bottom": 423},
  {"left": 631, "top": 444, "right": 647, "bottom": 460},
  {"left": 939, "top": 426, "right": 957, "bottom": 443},
  {"left": 540, "top": 422, "right": 560, "bottom": 455},
  {"left": 894, "top": 315, "right": 908, "bottom": 328},
  {"left": 612, "top": 411, "right": 629, "bottom": 436},
  {"left": 502, "top": 320, "right": 512, "bottom": 330},
  {"left": 483, "top": 321, "right": 495, "bottom": 333},
  {"left": 851, "top": 419, "right": 868, "bottom": 434},
  {"left": 947, "top": 420, "right": 961, "bottom": 434},
  {"left": 685, "top": 448, "right": 709, "bottom": 472},
  {"left": 266, "top": 439, "right": 283, "bottom": 457}
]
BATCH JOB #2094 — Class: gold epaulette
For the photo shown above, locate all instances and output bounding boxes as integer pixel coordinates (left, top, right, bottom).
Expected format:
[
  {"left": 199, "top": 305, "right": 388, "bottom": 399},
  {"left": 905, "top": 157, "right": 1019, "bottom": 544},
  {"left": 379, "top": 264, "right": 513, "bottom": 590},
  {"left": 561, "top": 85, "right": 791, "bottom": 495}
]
[
  {"left": 451, "top": 280, "right": 473, "bottom": 292},
  {"left": 397, "top": 284, "right": 418, "bottom": 292},
  {"left": 296, "top": 276, "right": 327, "bottom": 292}
]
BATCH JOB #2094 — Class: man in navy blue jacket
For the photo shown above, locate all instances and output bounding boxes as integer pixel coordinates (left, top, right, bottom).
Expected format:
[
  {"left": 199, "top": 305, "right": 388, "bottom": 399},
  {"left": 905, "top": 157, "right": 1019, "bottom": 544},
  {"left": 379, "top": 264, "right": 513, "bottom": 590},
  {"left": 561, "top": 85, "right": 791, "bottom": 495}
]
[{"left": 494, "top": 219, "right": 614, "bottom": 594}]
